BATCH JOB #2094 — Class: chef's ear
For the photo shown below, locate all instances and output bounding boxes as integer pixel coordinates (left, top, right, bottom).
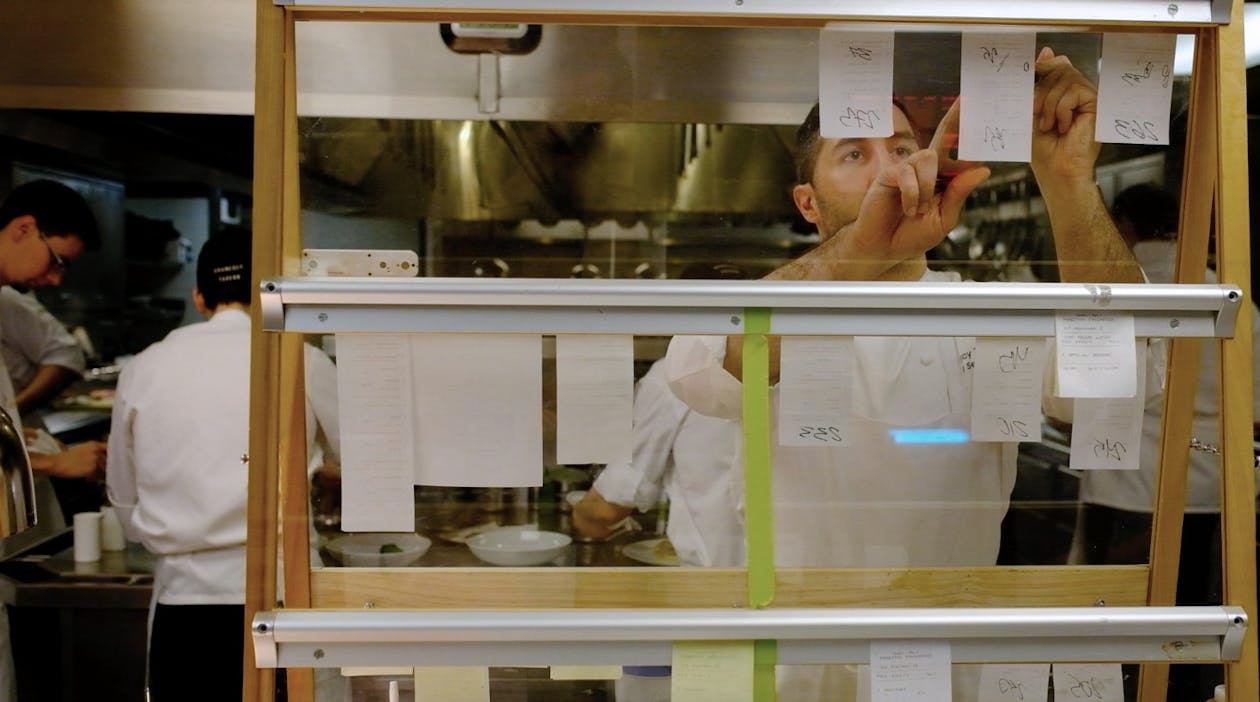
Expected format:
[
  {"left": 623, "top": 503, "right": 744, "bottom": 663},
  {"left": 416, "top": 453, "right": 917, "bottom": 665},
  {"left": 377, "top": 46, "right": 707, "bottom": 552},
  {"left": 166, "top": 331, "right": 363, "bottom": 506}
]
[
  {"left": 192, "top": 287, "right": 210, "bottom": 316},
  {"left": 7, "top": 215, "right": 37, "bottom": 240},
  {"left": 793, "top": 183, "right": 821, "bottom": 224}
]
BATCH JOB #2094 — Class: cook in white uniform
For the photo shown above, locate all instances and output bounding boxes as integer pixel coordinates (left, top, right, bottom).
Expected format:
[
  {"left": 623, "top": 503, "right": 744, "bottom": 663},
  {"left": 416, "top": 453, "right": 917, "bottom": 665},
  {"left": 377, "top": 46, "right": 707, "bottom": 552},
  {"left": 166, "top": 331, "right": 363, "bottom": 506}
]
[
  {"left": 575, "top": 359, "right": 743, "bottom": 568},
  {"left": 0, "top": 286, "right": 86, "bottom": 422},
  {"left": 105, "top": 227, "right": 340, "bottom": 701},
  {"left": 0, "top": 179, "right": 101, "bottom": 702},
  {"left": 665, "top": 48, "right": 1144, "bottom": 702}
]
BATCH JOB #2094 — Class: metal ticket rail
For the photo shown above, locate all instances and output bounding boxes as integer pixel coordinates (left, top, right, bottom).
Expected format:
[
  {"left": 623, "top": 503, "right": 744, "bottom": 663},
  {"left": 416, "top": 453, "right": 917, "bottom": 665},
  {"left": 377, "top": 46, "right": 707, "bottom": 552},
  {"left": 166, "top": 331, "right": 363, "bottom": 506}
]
[
  {"left": 253, "top": 605, "right": 1248, "bottom": 668},
  {"left": 259, "top": 277, "right": 1242, "bottom": 339},
  {"left": 275, "top": 0, "right": 1233, "bottom": 26}
]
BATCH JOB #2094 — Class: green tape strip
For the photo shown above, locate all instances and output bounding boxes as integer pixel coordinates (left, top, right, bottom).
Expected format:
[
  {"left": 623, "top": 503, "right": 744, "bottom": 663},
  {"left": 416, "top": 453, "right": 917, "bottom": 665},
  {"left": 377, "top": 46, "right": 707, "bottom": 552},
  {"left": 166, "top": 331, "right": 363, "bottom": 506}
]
[
  {"left": 742, "top": 308, "right": 774, "bottom": 609},
  {"left": 753, "top": 639, "right": 778, "bottom": 702}
]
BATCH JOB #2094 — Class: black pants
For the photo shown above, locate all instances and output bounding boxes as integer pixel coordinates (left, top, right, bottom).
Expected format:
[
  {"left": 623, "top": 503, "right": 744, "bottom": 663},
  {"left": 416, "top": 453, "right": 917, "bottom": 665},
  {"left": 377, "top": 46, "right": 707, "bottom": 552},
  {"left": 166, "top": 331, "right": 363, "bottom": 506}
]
[{"left": 149, "top": 603, "right": 245, "bottom": 702}]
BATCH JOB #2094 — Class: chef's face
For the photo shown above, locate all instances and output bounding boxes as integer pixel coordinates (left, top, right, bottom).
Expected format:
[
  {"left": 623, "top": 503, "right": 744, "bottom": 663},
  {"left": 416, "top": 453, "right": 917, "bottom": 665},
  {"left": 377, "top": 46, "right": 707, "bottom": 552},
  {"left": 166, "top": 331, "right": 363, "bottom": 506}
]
[
  {"left": 0, "top": 215, "right": 84, "bottom": 288},
  {"left": 793, "top": 107, "right": 920, "bottom": 242}
]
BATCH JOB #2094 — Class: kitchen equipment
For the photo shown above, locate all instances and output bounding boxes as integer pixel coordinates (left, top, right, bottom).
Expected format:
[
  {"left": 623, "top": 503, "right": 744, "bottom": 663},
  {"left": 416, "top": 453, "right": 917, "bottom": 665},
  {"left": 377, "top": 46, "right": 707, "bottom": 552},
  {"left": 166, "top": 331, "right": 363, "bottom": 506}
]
[
  {"left": 0, "top": 404, "right": 37, "bottom": 538},
  {"left": 467, "top": 526, "right": 571, "bottom": 566}
]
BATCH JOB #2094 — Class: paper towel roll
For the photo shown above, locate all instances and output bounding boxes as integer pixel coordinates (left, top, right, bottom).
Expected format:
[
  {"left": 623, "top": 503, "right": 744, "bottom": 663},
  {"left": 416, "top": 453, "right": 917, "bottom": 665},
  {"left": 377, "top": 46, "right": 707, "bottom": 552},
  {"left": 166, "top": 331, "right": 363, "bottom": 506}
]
[
  {"left": 100, "top": 506, "right": 125, "bottom": 551},
  {"left": 73, "top": 512, "right": 102, "bottom": 562}
]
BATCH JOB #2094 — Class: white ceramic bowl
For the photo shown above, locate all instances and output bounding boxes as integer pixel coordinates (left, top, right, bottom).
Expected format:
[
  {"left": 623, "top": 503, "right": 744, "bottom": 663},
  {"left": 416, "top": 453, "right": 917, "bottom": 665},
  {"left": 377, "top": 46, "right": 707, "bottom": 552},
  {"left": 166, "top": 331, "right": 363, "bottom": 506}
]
[
  {"left": 326, "top": 533, "right": 431, "bottom": 567},
  {"left": 467, "top": 527, "right": 572, "bottom": 566}
]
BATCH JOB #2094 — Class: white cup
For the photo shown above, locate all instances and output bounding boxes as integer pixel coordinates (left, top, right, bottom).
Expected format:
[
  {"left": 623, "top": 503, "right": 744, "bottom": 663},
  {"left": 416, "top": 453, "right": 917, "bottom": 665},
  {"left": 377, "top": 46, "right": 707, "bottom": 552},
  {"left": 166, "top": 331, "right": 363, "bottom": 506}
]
[
  {"left": 100, "top": 506, "right": 125, "bottom": 551},
  {"left": 73, "top": 512, "right": 102, "bottom": 562}
]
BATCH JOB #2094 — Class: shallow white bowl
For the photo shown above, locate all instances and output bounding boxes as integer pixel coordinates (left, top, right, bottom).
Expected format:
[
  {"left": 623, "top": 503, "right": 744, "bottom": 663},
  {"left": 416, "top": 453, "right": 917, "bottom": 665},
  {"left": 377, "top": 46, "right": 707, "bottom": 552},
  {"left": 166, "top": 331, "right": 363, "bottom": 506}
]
[
  {"left": 467, "top": 527, "right": 572, "bottom": 566},
  {"left": 327, "top": 533, "right": 431, "bottom": 567}
]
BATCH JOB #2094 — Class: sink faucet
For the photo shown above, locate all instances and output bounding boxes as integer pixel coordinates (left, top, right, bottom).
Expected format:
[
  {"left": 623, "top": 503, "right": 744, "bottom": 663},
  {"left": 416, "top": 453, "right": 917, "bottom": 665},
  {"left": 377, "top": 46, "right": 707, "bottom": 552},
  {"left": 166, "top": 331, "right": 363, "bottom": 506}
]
[{"left": 0, "top": 405, "right": 37, "bottom": 538}]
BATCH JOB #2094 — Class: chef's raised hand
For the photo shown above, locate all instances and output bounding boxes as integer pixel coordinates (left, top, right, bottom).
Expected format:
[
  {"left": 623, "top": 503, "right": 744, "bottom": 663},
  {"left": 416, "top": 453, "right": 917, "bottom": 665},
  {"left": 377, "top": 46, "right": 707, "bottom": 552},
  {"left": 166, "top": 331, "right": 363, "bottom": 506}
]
[
  {"left": 1032, "top": 46, "right": 1101, "bottom": 186},
  {"left": 833, "top": 148, "right": 989, "bottom": 278}
]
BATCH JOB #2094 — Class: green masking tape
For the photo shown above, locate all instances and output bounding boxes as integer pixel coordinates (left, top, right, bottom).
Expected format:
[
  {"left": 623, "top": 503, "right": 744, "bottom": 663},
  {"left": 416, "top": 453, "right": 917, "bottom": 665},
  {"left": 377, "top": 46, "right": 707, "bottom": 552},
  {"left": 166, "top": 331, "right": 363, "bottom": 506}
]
[
  {"left": 754, "top": 639, "right": 778, "bottom": 702},
  {"left": 742, "top": 307, "right": 774, "bottom": 608}
]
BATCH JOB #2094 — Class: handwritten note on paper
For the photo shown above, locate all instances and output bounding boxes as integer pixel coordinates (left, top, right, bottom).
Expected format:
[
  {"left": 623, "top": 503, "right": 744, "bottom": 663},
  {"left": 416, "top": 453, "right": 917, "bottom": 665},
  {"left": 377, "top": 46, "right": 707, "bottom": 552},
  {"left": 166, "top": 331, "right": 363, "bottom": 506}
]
[
  {"left": 1052, "top": 663, "right": 1124, "bottom": 702},
  {"left": 556, "top": 335, "right": 633, "bottom": 465},
  {"left": 415, "top": 667, "right": 490, "bottom": 702},
  {"left": 971, "top": 338, "right": 1046, "bottom": 442},
  {"left": 779, "top": 336, "right": 854, "bottom": 447},
  {"left": 1096, "top": 33, "right": 1177, "bottom": 145},
  {"left": 1054, "top": 311, "right": 1137, "bottom": 398},
  {"left": 335, "top": 334, "right": 417, "bottom": 532},
  {"left": 671, "top": 641, "right": 754, "bottom": 702},
  {"left": 1070, "top": 341, "right": 1145, "bottom": 470},
  {"left": 411, "top": 334, "right": 544, "bottom": 487},
  {"left": 978, "top": 663, "right": 1051, "bottom": 702},
  {"left": 959, "top": 32, "right": 1036, "bottom": 162},
  {"left": 819, "top": 28, "right": 895, "bottom": 138},
  {"left": 870, "top": 640, "right": 952, "bottom": 702}
]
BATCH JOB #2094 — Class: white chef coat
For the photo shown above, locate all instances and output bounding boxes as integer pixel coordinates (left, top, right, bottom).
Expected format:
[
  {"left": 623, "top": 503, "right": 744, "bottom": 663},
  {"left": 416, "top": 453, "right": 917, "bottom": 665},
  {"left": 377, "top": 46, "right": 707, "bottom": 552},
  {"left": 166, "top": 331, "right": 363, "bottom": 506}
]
[
  {"left": 105, "top": 309, "right": 340, "bottom": 605},
  {"left": 1078, "top": 240, "right": 1260, "bottom": 513},
  {"left": 592, "top": 360, "right": 743, "bottom": 568},
  {"left": 664, "top": 270, "right": 1017, "bottom": 569},
  {"left": 0, "top": 287, "right": 85, "bottom": 393},
  {"left": 664, "top": 269, "right": 1018, "bottom": 702}
]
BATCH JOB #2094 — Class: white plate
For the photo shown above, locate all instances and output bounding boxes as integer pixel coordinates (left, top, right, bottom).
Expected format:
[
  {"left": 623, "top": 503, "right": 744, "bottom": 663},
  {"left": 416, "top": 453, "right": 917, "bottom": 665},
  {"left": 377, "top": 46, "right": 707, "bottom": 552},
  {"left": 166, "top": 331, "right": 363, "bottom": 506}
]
[
  {"left": 467, "top": 527, "right": 571, "bottom": 566},
  {"left": 326, "top": 533, "right": 431, "bottom": 567},
  {"left": 621, "top": 538, "right": 680, "bottom": 567}
]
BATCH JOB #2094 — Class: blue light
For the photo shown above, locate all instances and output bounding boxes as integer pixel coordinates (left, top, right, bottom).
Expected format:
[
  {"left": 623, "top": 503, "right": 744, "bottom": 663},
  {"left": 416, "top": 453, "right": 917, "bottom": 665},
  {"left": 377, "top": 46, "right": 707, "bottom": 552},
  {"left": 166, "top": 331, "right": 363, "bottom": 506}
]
[{"left": 889, "top": 428, "right": 971, "bottom": 444}]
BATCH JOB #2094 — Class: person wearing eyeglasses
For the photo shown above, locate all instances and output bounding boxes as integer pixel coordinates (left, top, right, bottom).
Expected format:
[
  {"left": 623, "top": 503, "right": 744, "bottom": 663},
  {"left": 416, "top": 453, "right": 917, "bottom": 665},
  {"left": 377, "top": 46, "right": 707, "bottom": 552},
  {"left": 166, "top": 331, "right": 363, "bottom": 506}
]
[
  {"left": 0, "top": 178, "right": 102, "bottom": 702},
  {"left": 0, "top": 179, "right": 105, "bottom": 483}
]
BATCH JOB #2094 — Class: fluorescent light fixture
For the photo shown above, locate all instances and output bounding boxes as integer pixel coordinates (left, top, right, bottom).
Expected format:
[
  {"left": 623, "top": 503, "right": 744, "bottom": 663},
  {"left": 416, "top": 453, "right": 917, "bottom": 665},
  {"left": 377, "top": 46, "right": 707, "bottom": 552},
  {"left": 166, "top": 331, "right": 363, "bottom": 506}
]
[
  {"left": 889, "top": 428, "right": 971, "bottom": 444},
  {"left": 1173, "top": 4, "right": 1260, "bottom": 75}
]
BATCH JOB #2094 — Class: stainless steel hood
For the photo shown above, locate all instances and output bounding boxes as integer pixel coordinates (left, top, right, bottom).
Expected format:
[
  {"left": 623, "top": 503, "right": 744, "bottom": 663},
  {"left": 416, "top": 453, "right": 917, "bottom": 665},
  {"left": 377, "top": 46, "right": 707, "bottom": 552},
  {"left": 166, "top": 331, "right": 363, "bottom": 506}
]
[{"left": 292, "top": 24, "right": 1102, "bottom": 224}]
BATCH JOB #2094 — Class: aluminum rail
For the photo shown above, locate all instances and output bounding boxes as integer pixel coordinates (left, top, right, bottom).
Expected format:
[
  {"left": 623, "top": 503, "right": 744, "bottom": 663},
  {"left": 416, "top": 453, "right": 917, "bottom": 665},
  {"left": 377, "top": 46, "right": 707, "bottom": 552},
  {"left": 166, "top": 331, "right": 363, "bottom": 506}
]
[
  {"left": 252, "top": 605, "right": 1247, "bottom": 669},
  {"left": 275, "top": 0, "right": 1231, "bottom": 26},
  {"left": 259, "top": 277, "right": 1243, "bottom": 339}
]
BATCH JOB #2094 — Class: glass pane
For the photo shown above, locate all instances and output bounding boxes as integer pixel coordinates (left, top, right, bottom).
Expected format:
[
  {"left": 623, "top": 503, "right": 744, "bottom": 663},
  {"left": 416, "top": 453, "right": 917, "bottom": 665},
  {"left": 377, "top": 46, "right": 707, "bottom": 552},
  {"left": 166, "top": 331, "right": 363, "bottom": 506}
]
[{"left": 294, "top": 22, "right": 1214, "bottom": 581}]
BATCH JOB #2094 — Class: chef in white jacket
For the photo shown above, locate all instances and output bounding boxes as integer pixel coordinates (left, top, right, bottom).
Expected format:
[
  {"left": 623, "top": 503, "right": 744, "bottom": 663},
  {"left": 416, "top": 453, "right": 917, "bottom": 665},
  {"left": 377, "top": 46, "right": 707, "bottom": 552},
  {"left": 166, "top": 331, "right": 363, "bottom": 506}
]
[
  {"left": 105, "top": 227, "right": 339, "bottom": 701},
  {"left": 665, "top": 48, "right": 1144, "bottom": 701},
  {"left": 574, "top": 358, "right": 744, "bottom": 568}
]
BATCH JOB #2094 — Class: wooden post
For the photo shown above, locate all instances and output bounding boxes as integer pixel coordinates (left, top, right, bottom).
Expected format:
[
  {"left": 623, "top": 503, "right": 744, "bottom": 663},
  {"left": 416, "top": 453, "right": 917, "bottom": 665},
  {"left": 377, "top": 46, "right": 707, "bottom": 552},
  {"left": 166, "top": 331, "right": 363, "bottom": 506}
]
[{"left": 1214, "top": 2, "right": 1259, "bottom": 700}]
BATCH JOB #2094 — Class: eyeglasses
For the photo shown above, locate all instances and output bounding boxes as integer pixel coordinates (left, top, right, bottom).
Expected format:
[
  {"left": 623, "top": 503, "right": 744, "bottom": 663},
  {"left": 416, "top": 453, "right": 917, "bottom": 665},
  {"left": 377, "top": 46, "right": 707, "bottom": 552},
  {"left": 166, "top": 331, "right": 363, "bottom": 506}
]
[{"left": 37, "top": 231, "right": 68, "bottom": 274}]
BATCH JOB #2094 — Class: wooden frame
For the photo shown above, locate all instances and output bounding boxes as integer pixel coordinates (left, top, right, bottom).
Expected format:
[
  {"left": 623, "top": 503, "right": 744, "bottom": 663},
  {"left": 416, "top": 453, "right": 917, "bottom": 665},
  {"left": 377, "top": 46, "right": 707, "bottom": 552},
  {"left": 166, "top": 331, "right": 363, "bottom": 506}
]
[{"left": 248, "top": 3, "right": 1257, "bottom": 701}]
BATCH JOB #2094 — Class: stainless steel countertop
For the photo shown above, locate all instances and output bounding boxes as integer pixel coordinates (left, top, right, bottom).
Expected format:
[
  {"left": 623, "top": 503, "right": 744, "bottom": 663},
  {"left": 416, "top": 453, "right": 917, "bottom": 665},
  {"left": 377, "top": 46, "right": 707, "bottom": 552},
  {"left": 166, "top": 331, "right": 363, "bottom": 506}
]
[{"left": 0, "top": 532, "right": 153, "bottom": 609}]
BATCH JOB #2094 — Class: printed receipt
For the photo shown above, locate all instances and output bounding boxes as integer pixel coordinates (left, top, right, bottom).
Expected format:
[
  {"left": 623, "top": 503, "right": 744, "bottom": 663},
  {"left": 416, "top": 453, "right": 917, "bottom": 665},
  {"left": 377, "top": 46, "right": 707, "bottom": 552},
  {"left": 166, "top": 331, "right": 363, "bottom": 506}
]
[
  {"left": 414, "top": 667, "right": 490, "bottom": 702},
  {"left": 1054, "top": 310, "right": 1137, "bottom": 398},
  {"left": 555, "top": 335, "right": 633, "bottom": 465},
  {"left": 335, "top": 333, "right": 416, "bottom": 532},
  {"left": 869, "top": 640, "right": 951, "bottom": 702},
  {"left": 411, "top": 334, "right": 543, "bottom": 487},
  {"left": 819, "top": 27, "right": 895, "bottom": 138},
  {"left": 671, "top": 641, "right": 753, "bottom": 702},
  {"left": 778, "top": 336, "right": 854, "bottom": 447}
]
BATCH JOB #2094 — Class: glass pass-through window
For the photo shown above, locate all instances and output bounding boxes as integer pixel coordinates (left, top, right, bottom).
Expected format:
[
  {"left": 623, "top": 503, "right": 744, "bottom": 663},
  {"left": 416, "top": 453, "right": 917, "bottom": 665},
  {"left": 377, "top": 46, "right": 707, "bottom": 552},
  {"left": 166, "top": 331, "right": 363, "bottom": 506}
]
[{"left": 286, "top": 21, "right": 1237, "bottom": 701}]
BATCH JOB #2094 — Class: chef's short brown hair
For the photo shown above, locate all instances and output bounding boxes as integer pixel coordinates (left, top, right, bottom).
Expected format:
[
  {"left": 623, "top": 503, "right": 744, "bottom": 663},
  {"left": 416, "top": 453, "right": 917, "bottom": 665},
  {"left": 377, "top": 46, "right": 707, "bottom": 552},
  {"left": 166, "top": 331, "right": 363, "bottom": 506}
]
[{"left": 196, "top": 226, "right": 251, "bottom": 309}]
